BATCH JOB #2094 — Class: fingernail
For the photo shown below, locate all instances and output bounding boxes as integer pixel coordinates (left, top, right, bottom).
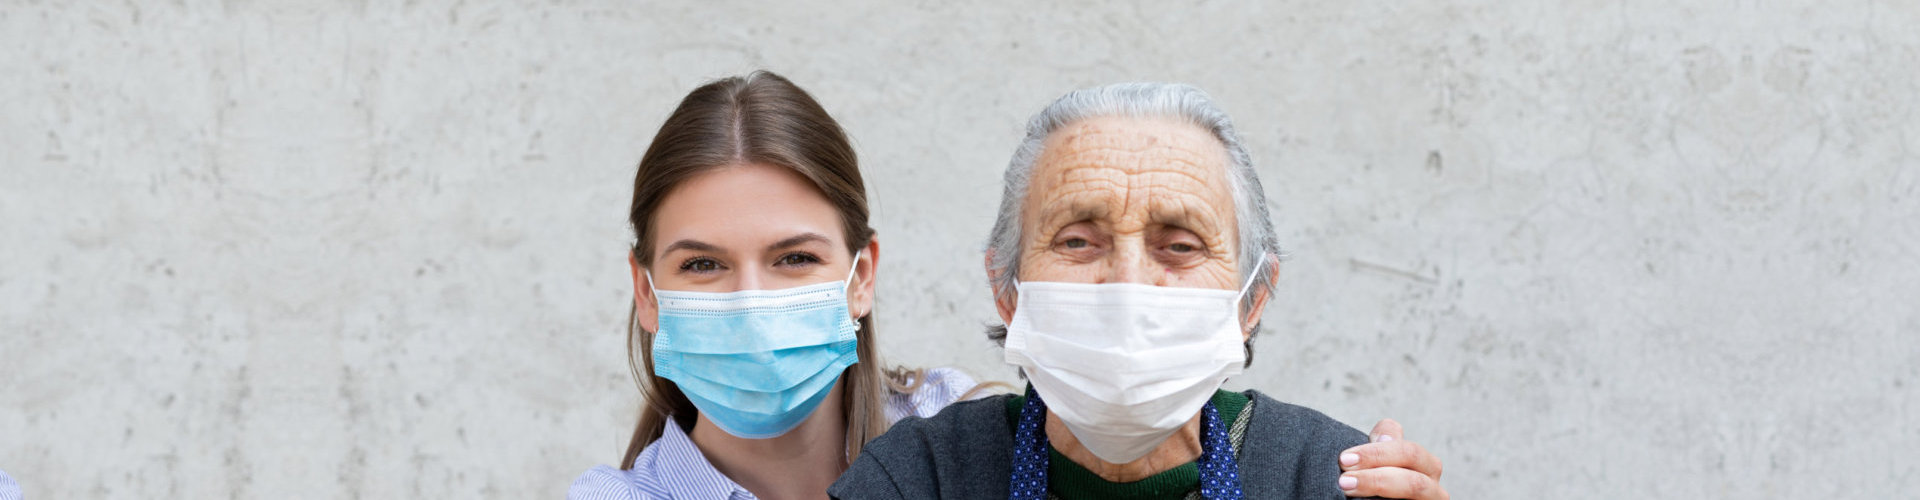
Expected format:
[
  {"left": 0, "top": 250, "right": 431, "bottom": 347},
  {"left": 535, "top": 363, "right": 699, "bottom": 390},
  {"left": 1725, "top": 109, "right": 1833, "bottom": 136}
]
[
  {"left": 1375, "top": 434, "right": 1394, "bottom": 443},
  {"left": 1339, "top": 475, "right": 1358, "bottom": 490},
  {"left": 1340, "top": 452, "right": 1358, "bottom": 467}
]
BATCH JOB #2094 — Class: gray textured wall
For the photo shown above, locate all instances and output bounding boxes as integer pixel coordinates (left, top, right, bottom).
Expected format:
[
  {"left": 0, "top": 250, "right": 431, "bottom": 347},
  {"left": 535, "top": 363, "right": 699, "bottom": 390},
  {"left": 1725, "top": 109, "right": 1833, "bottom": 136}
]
[{"left": 2, "top": 1, "right": 1915, "bottom": 498}]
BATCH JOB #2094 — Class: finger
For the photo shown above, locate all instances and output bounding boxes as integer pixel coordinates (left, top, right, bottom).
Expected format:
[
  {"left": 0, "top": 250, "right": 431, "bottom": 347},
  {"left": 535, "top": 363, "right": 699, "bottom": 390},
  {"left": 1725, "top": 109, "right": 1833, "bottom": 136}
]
[
  {"left": 1338, "top": 440, "right": 1443, "bottom": 479},
  {"left": 1340, "top": 467, "right": 1447, "bottom": 500},
  {"left": 1369, "top": 418, "right": 1404, "bottom": 443}
]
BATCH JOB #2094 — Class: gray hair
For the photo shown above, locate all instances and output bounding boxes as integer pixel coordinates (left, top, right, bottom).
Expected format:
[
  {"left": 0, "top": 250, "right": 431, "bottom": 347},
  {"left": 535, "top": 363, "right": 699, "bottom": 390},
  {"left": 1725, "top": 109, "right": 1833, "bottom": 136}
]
[{"left": 984, "top": 83, "right": 1283, "bottom": 364}]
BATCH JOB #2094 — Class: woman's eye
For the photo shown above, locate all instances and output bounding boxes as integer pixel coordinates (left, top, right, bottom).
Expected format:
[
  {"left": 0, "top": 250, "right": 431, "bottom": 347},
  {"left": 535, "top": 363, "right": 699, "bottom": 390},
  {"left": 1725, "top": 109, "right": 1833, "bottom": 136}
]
[
  {"left": 1062, "top": 238, "right": 1089, "bottom": 249},
  {"left": 1168, "top": 242, "right": 1196, "bottom": 253},
  {"left": 679, "top": 257, "right": 721, "bottom": 273},
  {"left": 776, "top": 253, "right": 821, "bottom": 267}
]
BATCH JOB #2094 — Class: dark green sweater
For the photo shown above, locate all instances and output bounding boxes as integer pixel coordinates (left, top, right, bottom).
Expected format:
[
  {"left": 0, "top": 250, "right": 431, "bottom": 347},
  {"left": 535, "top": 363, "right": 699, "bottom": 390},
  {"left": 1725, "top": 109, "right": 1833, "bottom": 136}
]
[{"left": 830, "top": 389, "right": 1373, "bottom": 499}]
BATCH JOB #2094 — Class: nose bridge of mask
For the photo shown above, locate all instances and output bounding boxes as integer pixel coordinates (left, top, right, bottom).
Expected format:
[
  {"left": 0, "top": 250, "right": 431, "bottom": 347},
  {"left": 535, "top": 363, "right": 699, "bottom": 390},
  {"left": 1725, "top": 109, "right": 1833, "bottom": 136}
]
[{"left": 651, "top": 287, "right": 855, "bottom": 354}]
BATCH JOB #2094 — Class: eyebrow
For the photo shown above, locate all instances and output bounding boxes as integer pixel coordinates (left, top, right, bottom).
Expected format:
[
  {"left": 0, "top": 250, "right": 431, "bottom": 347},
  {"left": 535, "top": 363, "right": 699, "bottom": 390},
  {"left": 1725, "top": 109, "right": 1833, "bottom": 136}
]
[
  {"left": 1155, "top": 198, "right": 1233, "bottom": 247},
  {"left": 768, "top": 232, "right": 833, "bottom": 252},
  {"left": 1150, "top": 202, "right": 1213, "bottom": 231},
  {"left": 658, "top": 233, "right": 835, "bottom": 261},
  {"left": 660, "top": 239, "right": 723, "bottom": 256},
  {"left": 1035, "top": 197, "right": 1108, "bottom": 227}
]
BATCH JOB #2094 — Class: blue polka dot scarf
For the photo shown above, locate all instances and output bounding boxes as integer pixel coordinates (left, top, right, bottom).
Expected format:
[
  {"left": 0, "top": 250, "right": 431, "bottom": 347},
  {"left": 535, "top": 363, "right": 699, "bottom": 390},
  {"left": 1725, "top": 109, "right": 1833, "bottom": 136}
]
[{"left": 1007, "top": 387, "right": 1243, "bottom": 499}]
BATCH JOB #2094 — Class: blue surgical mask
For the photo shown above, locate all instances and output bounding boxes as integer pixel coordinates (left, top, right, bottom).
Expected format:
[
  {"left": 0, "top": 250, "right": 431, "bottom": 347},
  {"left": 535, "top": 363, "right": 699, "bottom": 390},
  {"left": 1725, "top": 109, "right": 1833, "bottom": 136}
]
[{"left": 646, "top": 252, "right": 863, "bottom": 439}]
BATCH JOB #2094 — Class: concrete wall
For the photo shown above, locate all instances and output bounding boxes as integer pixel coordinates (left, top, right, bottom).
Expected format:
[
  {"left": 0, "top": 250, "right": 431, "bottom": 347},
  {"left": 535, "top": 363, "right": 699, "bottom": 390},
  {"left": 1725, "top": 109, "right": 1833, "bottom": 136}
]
[{"left": 2, "top": 1, "right": 1914, "bottom": 498}]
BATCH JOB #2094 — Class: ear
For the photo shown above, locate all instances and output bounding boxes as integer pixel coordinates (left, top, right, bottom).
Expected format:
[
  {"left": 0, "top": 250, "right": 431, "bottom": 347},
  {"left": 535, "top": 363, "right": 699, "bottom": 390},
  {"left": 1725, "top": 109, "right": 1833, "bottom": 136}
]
[
  {"left": 630, "top": 251, "right": 660, "bottom": 333},
  {"left": 848, "top": 237, "right": 880, "bottom": 319},
  {"left": 987, "top": 249, "right": 1016, "bottom": 324},
  {"left": 1240, "top": 254, "right": 1275, "bottom": 341}
]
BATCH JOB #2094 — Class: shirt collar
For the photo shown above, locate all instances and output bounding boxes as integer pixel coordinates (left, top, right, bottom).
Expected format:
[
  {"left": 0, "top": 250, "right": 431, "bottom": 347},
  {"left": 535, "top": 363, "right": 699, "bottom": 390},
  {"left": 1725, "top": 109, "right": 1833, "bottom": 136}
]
[{"left": 650, "top": 419, "right": 756, "bottom": 499}]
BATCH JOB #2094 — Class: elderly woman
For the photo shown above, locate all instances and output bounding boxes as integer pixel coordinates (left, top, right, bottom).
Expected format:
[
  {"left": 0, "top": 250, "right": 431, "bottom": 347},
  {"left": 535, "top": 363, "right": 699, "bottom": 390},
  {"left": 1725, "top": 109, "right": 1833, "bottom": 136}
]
[{"left": 830, "top": 83, "right": 1447, "bottom": 499}]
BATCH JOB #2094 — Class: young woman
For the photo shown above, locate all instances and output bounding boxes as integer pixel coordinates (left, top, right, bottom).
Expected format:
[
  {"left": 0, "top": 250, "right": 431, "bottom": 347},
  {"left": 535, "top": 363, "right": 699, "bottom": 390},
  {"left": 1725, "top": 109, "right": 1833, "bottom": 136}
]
[{"left": 566, "top": 71, "right": 987, "bottom": 500}]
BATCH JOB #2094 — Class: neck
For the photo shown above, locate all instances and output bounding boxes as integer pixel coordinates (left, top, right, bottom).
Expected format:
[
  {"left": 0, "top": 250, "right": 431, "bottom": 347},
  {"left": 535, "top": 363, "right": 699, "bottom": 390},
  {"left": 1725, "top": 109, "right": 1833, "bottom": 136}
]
[
  {"left": 1045, "top": 410, "right": 1204, "bottom": 483},
  {"left": 689, "top": 380, "right": 850, "bottom": 500}
]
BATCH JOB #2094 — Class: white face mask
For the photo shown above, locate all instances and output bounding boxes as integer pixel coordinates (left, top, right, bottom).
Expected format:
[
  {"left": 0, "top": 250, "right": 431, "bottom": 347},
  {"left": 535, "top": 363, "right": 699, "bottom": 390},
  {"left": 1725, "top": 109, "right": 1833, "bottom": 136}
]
[{"left": 1002, "top": 255, "right": 1264, "bottom": 464}]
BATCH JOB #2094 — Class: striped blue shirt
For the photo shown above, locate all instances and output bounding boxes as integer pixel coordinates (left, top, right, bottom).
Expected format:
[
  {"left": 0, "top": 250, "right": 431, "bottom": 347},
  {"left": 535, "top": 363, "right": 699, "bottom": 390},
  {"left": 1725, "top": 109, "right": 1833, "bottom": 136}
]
[
  {"left": 882, "top": 367, "right": 978, "bottom": 423},
  {"left": 569, "top": 421, "right": 752, "bottom": 500},
  {"left": 568, "top": 367, "right": 979, "bottom": 499},
  {"left": 0, "top": 468, "right": 20, "bottom": 500}
]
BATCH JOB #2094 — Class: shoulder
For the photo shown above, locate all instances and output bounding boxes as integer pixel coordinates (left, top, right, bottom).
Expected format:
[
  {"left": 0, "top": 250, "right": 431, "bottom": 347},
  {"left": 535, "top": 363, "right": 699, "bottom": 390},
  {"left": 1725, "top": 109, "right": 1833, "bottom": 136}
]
[
  {"left": 861, "top": 394, "right": 1014, "bottom": 466},
  {"left": 1236, "top": 390, "right": 1372, "bottom": 499},
  {"left": 890, "top": 392, "right": 1011, "bottom": 446},
  {"left": 1243, "top": 390, "right": 1370, "bottom": 450},
  {"left": 831, "top": 395, "right": 1016, "bottom": 499},
  {"left": 566, "top": 465, "right": 650, "bottom": 500}
]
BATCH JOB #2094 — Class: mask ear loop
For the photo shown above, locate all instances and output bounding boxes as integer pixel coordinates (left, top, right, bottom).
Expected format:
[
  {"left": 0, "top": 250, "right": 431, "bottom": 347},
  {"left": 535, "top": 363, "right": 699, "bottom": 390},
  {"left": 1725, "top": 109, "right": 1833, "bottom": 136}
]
[
  {"left": 638, "top": 250, "right": 666, "bottom": 336},
  {"left": 843, "top": 248, "right": 866, "bottom": 318},
  {"left": 638, "top": 238, "right": 658, "bottom": 294},
  {"left": 844, "top": 248, "right": 865, "bottom": 285},
  {"left": 1233, "top": 253, "right": 1270, "bottom": 324},
  {"left": 642, "top": 267, "right": 664, "bottom": 313},
  {"left": 638, "top": 241, "right": 662, "bottom": 308}
]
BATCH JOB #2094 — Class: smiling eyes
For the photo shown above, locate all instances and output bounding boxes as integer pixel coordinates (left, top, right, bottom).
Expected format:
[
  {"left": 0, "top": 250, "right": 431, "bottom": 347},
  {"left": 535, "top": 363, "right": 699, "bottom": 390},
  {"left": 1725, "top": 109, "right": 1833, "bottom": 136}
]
[
  {"left": 680, "top": 257, "right": 723, "bottom": 273},
  {"left": 776, "top": 252, "right": 822, "bottom": 267},
  {"left": 677, "top": 252, "right": 823, "bottom": 275}
]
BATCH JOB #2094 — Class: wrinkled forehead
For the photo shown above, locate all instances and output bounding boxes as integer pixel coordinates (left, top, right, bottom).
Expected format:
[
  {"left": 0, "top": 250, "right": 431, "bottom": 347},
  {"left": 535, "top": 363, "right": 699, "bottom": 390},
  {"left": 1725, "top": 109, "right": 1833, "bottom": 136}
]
[{"left": 1024, "top": 116, "right": 1235, "bottom": 227}]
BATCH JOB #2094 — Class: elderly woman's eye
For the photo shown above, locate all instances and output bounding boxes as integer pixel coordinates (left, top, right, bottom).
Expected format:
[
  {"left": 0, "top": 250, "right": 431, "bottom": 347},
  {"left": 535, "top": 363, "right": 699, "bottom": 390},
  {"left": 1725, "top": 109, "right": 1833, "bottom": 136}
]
[
  {"left": 679, "top": 257, "right": 722, "bottom": 273},
  {"left": 1062, "top": 238, "right": 1089, "bottom": 249},
  {"left": 1168, "top": 242, "right": 1196, "bottom": 253}
]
